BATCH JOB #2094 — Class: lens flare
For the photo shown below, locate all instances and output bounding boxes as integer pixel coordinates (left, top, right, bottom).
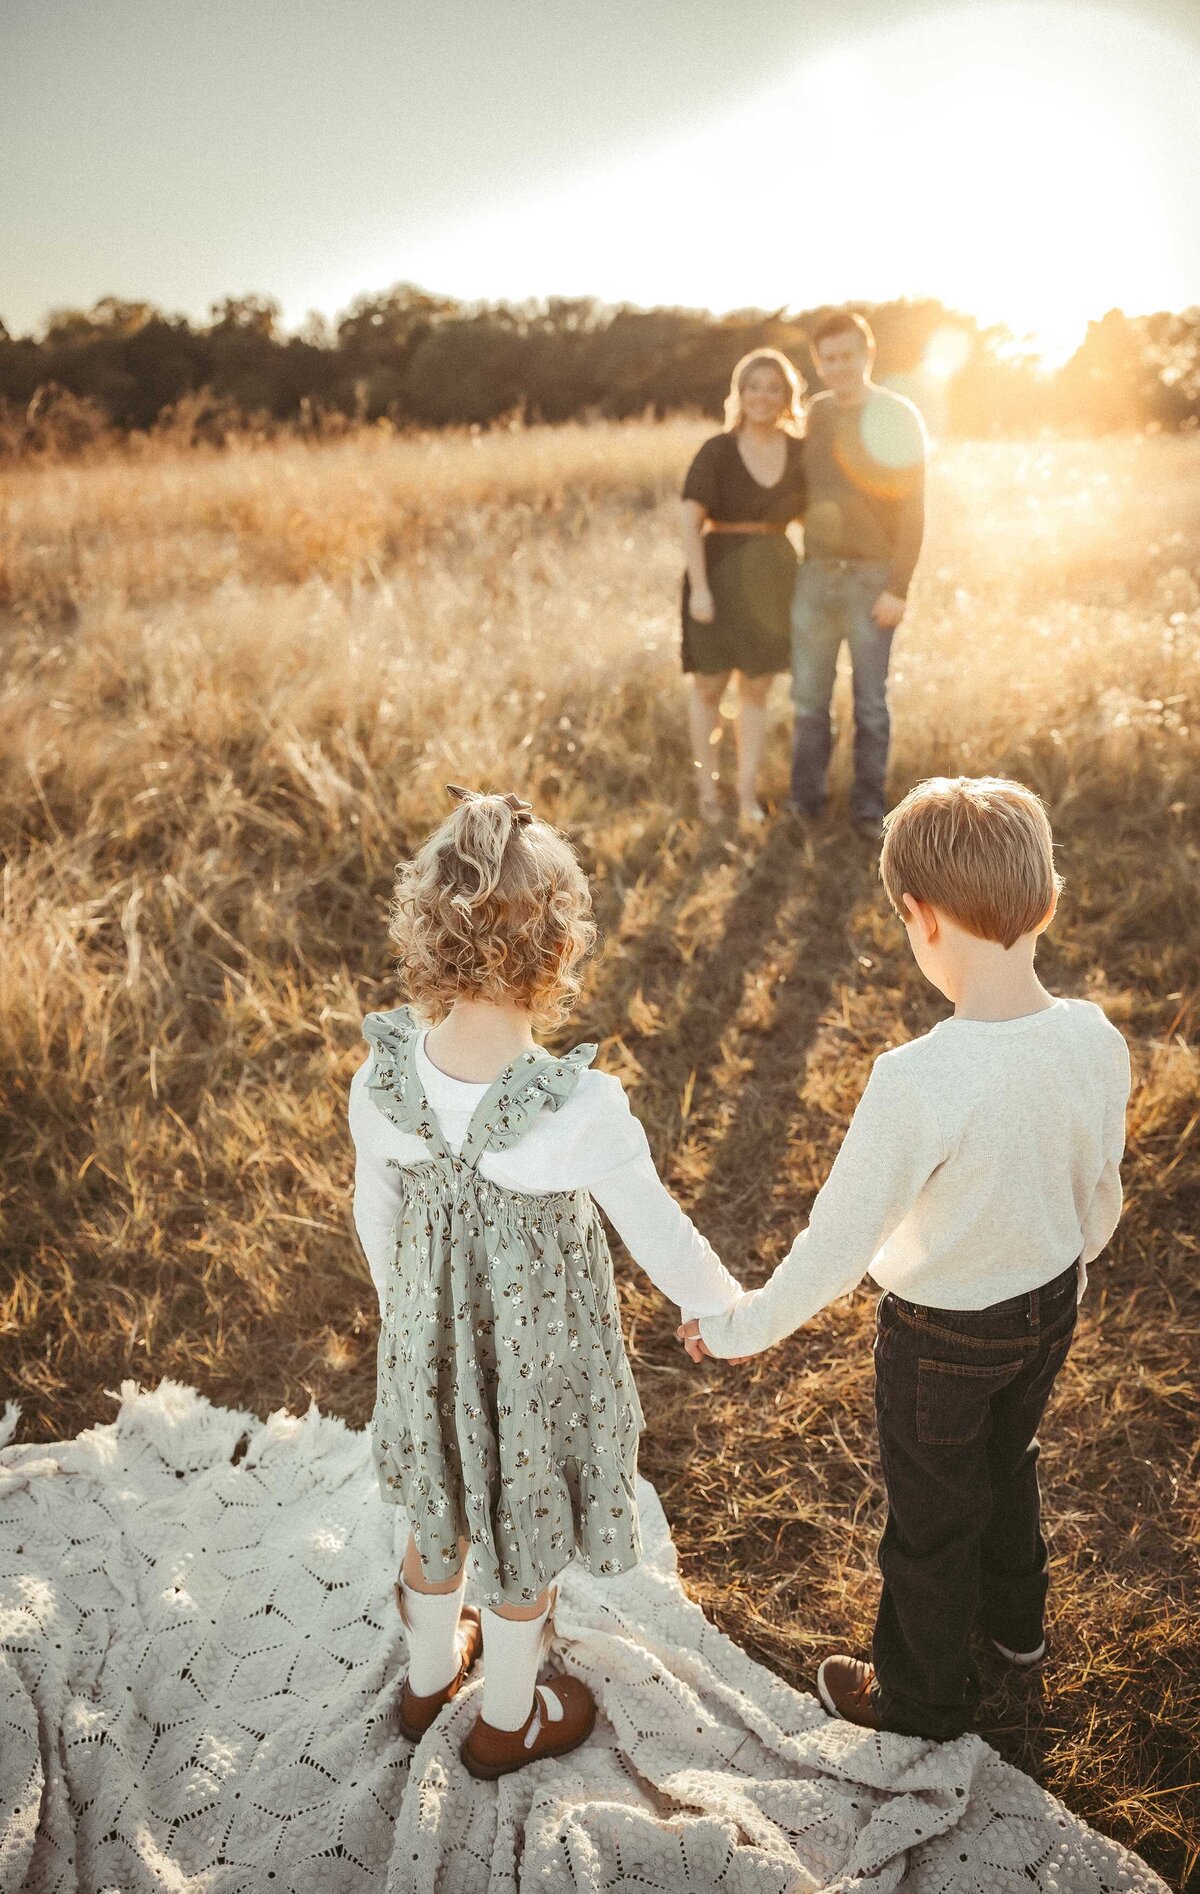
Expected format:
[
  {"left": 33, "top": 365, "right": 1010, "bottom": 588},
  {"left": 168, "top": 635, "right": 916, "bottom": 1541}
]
[{"left": 923, "top": 327, "right": 973, "bottom": 382}]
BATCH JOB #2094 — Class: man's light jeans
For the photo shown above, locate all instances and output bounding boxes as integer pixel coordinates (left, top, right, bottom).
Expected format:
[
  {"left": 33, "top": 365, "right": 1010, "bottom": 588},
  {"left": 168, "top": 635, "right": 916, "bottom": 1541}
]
[{"left": 789, "top": 558, "right": 895, "bottom": 823}]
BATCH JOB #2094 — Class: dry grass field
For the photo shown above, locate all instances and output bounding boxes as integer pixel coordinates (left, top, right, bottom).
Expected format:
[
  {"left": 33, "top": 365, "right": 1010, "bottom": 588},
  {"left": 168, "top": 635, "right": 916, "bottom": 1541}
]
[{"left": 1, "top": 419, "right": 1198, "bottom": 1888}]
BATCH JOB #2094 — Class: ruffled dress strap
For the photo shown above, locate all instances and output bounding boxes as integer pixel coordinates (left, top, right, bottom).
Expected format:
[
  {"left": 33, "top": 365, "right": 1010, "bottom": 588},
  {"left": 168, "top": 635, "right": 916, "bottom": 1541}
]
[
  {"left": 360, "top": 1006, "right": 455, "bottom": 1162},
  {"left": 458, "top": 1040, "right": 599, "bottom": 1169}
]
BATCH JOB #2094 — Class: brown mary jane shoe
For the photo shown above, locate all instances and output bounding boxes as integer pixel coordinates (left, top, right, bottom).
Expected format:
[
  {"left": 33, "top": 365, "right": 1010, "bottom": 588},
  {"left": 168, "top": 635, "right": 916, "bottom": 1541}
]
[{"left": 461, "top": 1675, "right": 596, "bottom": 1779}]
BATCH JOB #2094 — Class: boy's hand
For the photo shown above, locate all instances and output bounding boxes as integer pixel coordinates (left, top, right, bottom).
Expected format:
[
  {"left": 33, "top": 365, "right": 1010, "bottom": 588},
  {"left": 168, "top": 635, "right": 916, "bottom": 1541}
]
[{"left": 676, "top": 1319, "right": 753, "bottom": 1366}]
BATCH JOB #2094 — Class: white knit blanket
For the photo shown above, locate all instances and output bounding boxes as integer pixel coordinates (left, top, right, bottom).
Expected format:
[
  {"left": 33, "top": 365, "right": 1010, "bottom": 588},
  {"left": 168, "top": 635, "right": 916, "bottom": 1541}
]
[{"left": 0, "top": 1382, "right": 1166, "bottom": 1894}]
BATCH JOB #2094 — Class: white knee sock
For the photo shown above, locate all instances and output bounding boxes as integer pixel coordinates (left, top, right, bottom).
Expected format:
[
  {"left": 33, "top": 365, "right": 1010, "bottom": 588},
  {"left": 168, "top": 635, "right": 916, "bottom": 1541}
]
[
  {"left": 400, "top": 1574, "right": 466, "bottom": 1697},
  {"left": 480, "top": 1604, "right": 562, "bottom": 1731}
]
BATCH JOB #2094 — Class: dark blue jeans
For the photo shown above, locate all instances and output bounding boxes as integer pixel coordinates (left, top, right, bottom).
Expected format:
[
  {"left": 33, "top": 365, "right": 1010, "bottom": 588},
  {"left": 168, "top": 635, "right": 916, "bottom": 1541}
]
[
  {"left": 871, "top": 1260, "right": 1079, "bottom": 1739},
  {"left": 789, "top": 558, "right": 894, "bottom": 822}
]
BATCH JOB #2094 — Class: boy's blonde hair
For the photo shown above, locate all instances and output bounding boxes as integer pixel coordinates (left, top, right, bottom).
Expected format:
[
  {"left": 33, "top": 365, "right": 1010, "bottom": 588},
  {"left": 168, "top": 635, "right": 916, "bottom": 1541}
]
[
  {"left": 880, "top": 776, "right": 1063, "bottom": 949},
  {"left": 389, "top": 787, "right": 595, "bottom": 1030}
]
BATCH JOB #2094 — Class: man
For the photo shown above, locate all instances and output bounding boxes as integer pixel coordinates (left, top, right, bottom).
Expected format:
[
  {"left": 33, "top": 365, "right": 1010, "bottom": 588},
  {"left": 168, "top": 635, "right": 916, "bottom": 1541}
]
[{"left": 790, "top": 311, "right": 927, "bottom": 836}]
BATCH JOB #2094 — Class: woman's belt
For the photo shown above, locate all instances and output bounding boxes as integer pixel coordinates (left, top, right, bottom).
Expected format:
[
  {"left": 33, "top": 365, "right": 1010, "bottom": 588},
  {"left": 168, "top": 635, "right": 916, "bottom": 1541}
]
[{"left": 704, "top": 520, "right": 790, "bottom": 535}]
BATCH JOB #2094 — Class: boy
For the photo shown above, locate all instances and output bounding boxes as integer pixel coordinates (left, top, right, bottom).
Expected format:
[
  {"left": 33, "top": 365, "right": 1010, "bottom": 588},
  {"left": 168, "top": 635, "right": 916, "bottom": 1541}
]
[{"left": 680, "top": 776, "right": 1130, "bottom": 1741}]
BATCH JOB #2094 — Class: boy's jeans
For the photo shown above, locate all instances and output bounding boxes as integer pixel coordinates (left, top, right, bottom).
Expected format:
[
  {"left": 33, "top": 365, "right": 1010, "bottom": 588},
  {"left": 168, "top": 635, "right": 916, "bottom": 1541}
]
[
  {"left": 871, "top": 1260, "right": 1079, "bottom": 1740},
  {"left": 789, "top": 558, "right": 894, "bottom": 822}
]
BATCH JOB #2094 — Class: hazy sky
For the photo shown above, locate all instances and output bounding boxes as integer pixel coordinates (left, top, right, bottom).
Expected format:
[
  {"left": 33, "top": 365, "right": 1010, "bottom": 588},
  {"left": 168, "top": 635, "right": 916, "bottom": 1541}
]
[{"left": 5, "top": 0, "right": 1200, "bottom": 357}]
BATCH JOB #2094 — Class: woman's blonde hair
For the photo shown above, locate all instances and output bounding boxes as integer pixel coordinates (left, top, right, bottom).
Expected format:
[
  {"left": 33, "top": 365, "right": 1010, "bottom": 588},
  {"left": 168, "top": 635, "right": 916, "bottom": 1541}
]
[
  {"left": 389, "top": 787, "right": 596, "bottom": 1030},
  {"left": 722, "top": 348, "right": 806, "bottom": 436}
]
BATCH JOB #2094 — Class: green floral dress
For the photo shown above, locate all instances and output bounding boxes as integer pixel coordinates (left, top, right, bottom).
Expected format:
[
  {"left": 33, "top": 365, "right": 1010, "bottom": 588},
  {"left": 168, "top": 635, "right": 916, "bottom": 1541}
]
[{"left": 363, "top": 1007, "right": 646, "bottom": 1609}]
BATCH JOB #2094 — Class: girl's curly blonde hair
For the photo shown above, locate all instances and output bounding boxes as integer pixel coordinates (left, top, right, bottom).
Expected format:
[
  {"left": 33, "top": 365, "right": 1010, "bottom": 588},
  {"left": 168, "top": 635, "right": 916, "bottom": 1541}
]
[{"left": 389, "top": 788, "right": 596, "bottom": 1031}]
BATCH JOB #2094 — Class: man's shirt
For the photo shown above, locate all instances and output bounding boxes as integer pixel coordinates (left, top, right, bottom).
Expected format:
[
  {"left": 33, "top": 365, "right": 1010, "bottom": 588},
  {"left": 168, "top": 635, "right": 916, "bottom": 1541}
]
[{"left": 802, "top": 386, "right": 927, "bottom": 597}]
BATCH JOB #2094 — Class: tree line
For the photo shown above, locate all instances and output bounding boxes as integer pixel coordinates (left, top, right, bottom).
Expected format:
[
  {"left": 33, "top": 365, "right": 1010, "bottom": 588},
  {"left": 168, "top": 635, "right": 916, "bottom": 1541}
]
[{"left": 2, "top": 286, "right": 1198, "bottom": 453}]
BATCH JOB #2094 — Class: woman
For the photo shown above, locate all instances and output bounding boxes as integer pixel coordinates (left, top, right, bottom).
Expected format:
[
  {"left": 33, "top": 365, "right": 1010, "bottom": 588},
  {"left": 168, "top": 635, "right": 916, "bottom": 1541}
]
[{"left": 680, "top": 348, "right": 807, "bottom": 822}]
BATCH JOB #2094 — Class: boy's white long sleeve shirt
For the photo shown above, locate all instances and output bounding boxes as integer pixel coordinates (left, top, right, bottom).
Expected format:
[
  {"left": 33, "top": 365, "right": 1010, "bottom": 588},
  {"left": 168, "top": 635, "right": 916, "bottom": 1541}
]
[
  {"left": 698, "top": 997, "right": 1130, "bottom": 1361},
  {"left": 350, "top": 1030, "right": 743, "bottom": 1322}
]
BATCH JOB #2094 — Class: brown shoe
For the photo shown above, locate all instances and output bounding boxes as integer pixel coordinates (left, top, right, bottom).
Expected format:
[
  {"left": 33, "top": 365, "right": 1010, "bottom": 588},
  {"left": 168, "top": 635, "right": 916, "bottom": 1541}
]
[
  {"left": 396, "top": 1586, "right": 483, "bottom": 1743},
  {"left": 816, "top": 1654, "right": 882, "bottom": 1730},
  {"left": 461, "top": 1676, "right": 596, "bottom": 1779}
]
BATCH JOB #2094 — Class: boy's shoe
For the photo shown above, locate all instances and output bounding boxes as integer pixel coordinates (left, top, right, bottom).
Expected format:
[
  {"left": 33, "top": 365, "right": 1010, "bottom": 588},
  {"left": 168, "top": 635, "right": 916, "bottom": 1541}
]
[
  {"left": 990, "top": 1636, "right": 1047, "bottom": 1669},
  {"left": 396, "top": 1596, "right": 483, "bottom": 1742},
  {"left": 816, "top": 1654, "right": 882, "bottom": 1729},
  {"left": 461, "top": 1676, "right": 596, "bottom": 1779}
]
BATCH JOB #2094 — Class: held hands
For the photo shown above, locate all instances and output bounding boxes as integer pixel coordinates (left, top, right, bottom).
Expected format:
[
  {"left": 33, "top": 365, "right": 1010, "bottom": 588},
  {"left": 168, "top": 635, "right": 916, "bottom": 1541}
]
[
  {"left": 676, "top": 1318, "right": 753, "bottom": 1367},
  {"left": 677, "top": 1318, "right": 710, "bottom": 1363},
  {"left": 871, "top": 590, "right": 906, "bottom": 631}
]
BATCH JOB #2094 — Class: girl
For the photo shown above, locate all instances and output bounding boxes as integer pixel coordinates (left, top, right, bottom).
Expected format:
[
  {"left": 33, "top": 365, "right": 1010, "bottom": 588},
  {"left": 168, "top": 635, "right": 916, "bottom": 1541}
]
[
  {"left": 681, "top": 347, "right": 808, "bottom": 824},
  {"left": 349, "top": 784, "right": 742, "bottom": 1778}
]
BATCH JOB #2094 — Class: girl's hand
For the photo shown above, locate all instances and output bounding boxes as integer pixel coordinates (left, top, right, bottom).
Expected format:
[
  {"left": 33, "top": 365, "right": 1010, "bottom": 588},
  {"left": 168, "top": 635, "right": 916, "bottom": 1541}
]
[
  {"left": 690, "top": 586, "right": 715, "bottom": 625},
  {"left": 677, "top": 1318, "right": 710, "bottom": 1362},
  {"left": 677, "top": 1318, "right": 755, "bottom": 1366}
]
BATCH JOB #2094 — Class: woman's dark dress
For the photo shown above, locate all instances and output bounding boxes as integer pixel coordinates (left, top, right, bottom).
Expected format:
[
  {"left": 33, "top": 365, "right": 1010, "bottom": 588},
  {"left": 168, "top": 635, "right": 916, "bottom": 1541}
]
[{"left": 681, "top": 430, "right": 807, "bottom": 676}]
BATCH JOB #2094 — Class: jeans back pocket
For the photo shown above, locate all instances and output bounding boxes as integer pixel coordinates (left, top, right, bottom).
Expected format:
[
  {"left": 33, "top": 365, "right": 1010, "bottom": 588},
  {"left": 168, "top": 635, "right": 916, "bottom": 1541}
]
[{"left": 916, "top": 1355, "right": 1028, "bottom": 1446}]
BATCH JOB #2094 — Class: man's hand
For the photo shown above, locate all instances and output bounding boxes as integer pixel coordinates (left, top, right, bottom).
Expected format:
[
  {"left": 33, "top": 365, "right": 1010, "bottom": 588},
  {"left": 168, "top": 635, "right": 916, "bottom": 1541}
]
[
  {"left": 676, "top": 1319, "right": 752, "bottom": 1366},
  {"left": 871, "top": 590, "right": 906, "bottom": 630}
]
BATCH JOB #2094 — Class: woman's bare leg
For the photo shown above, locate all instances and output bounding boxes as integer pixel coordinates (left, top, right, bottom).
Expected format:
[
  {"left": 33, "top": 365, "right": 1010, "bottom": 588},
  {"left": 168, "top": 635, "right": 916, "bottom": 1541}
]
[
  {"left": 687, "top": 671, "right": 730, "bottom": 817},
  {"left": 735, "top": 672, "right": 772, "bottom": 819}
]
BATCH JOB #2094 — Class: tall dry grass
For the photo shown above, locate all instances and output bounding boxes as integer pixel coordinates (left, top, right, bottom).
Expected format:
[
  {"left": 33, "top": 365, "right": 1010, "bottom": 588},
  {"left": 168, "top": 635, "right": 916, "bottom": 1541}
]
[{"left": 1, "top": 422, "right": 1198, "bottom": 1887}]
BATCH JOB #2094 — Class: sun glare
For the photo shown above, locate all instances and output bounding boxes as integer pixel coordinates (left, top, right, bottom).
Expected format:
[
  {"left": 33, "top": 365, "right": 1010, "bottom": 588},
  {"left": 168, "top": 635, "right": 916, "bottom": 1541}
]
[
  {"left": 309, "top": 5, "right": 1200, "bottom": 364},
  {"left": 890, "top": 57, "right": 1164, "bottom": 365},
  {"left": 923, "top": 326, "right": 973, "bottom": 382}
]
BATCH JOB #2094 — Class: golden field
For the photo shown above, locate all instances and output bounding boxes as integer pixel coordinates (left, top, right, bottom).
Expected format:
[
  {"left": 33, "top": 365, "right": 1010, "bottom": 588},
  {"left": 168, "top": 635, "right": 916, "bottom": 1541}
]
[{"left": 1, "top": 420, "right": 1197, "bottom": 1887}]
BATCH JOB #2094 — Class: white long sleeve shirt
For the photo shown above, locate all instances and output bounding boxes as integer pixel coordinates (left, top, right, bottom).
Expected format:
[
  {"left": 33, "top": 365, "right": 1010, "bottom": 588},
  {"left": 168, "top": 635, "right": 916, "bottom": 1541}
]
[
  {"left": 350, "top": 1030, "right": 743, "bottom": 1322},
  {"left": 699, "top": 997, "right": 1131, "bottom": 1361}
]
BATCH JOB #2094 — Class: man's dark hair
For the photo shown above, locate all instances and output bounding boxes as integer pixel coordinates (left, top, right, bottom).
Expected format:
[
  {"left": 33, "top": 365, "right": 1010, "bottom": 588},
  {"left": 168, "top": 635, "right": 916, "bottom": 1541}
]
[{"left": 811, "top": 309, "right": 875, "bottom": 353}]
